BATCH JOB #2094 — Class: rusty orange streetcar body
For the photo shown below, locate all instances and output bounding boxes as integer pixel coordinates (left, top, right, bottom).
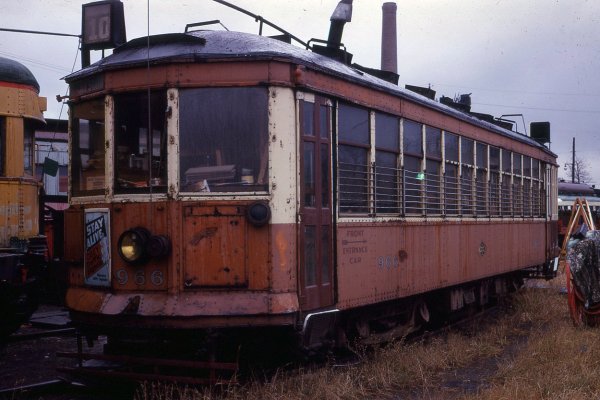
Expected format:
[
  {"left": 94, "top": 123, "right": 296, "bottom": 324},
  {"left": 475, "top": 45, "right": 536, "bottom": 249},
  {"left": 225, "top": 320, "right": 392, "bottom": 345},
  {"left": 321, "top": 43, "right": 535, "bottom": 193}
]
[{"left": 63, "top": 2, "right": 559, "bottom": 371}]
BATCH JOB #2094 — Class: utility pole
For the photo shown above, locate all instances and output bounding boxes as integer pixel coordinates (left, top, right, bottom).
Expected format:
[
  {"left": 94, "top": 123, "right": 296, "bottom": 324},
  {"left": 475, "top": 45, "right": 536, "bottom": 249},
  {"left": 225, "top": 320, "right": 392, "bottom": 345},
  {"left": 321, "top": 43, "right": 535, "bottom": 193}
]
[{"left": 572, "top": 137, "right": 576, "bottom": 183}]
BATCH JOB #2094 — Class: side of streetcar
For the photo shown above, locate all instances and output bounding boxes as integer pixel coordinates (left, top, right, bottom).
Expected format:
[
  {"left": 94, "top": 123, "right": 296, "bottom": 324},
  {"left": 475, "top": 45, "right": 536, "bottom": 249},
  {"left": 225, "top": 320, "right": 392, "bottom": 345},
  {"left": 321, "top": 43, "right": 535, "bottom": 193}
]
[{"left": 62, "top": 29, "right": 558, "bottom": 352}]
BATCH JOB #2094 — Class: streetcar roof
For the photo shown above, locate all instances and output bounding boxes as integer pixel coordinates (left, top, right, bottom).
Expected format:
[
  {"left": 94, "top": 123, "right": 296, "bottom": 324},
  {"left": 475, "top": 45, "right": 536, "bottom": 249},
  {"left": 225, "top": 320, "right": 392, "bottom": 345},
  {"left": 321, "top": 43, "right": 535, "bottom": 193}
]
[
  {"left": 0, "top": 56, "right": 40, "bottom": 92},
  {"left": 65, "top": 30, "right": 554, "bottom": 157}
]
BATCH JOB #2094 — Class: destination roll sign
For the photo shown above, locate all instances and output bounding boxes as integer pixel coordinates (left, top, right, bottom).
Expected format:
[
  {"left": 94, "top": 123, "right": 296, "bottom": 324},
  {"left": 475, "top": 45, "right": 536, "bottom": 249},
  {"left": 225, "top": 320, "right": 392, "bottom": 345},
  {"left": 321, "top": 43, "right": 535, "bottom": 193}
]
[{"left": 81, "top": 0, "right": 126, "bottom": 50}]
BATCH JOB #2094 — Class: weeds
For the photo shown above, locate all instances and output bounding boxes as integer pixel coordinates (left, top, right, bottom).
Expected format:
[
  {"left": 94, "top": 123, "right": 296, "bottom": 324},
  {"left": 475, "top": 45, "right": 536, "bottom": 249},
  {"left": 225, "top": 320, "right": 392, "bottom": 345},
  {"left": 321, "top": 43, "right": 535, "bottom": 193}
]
[{"left": 137, "top": 274, "right": 600, "bottom": 400}]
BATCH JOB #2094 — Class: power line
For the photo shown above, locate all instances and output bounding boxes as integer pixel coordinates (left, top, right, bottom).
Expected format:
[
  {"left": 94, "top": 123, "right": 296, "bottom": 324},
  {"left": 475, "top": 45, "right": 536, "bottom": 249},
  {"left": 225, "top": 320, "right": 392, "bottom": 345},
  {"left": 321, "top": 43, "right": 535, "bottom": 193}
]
[{"left": 0, "top": 50, "right": 72, "bottom": 74}]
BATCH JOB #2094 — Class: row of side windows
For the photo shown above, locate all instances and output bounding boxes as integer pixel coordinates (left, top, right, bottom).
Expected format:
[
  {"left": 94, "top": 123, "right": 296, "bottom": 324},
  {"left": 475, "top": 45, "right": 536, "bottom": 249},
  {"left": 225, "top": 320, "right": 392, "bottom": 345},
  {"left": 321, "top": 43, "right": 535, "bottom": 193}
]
[{"left": 337, "top": 102, "right": 547, "bottom": 218}]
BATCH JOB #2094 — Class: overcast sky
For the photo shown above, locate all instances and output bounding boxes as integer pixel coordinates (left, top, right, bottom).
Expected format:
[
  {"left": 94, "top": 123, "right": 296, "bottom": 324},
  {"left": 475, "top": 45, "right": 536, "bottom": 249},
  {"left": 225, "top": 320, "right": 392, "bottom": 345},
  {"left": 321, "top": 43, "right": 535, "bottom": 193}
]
[{"left": 2, "top": 0, "right": 599, "bottom": 183}]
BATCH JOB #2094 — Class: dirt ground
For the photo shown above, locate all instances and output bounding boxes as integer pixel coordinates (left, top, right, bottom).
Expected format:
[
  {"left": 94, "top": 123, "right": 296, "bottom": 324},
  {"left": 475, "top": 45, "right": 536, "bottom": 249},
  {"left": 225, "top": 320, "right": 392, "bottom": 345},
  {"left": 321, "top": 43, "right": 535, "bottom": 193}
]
[{"left": 0, "top": 306, "right": 123, "bottom": 399}]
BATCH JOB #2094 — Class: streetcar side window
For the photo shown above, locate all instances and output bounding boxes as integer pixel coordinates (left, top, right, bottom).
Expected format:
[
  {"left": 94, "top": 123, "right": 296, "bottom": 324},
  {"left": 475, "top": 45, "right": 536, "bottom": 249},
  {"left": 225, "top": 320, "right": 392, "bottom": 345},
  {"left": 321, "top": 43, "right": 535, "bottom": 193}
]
[
  {"left": 71, "top": 99, "right": 106, "bottom": 196},
  {"left": 374, "top": 112, "right": 400, "bottom": 214},
  {"left": 444, "top": 132, "right": 459, "bottom": 215},
  {"left": 501, "top": 150, "right": 512, "bottom": 216},
  {"left": 532, "top": 159, "right": 542, "bottom": 216},
  {"left": 403, "top": 119, "right": 424, "bottom": 215},
  {"left": 513, "top": 154, "right": 523, "bottom": 216},
  {"left": 425, "top": 126, "right": 442, "bottom": 215},
  {"left": 523, "top": 156, "right": 532, "bottom": 216},
  {"left": 460, "top": 137, "right": 475, "bottom": 216},
  {"left": 338, "top": 103, "right": 370, "bottom": 213},
  {"left": 489, "top": 146, "right": 500, "bottom": 216},
  {"left": 113, "top": 91, "right": 168, "bottom": 194},
  {"left": 475, "top": 142, "right": 488, "bottom": 215},
  {"left": 179, "top": 87, "right": 269, "bottom": 193}
]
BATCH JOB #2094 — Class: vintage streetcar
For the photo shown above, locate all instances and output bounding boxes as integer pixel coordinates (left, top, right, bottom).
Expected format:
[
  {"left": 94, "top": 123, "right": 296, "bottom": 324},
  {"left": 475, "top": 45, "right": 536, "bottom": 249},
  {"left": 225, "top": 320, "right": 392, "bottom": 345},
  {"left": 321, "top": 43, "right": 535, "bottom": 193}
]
[
  {"left": 61, "top": 0, "right": 559, "bottom": 381},
  {"left": 0, "top": 56, "right": 48, "bottom": 339}
]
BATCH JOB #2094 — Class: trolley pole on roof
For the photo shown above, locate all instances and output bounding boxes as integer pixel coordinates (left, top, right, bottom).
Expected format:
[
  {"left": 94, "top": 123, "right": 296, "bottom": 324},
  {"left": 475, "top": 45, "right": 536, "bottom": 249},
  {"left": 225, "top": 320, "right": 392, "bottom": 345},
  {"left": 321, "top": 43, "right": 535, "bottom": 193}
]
[{"left": 572, "top": 137, "right": 576, "bottom": 183}]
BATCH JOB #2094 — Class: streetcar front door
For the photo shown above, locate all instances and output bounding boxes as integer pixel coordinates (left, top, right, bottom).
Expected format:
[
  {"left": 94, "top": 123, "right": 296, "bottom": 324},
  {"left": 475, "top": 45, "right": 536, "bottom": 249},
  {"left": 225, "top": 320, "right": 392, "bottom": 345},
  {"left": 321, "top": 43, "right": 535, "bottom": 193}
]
[{"left": 299, "top": 96, "right": 334, "bottom": 311}]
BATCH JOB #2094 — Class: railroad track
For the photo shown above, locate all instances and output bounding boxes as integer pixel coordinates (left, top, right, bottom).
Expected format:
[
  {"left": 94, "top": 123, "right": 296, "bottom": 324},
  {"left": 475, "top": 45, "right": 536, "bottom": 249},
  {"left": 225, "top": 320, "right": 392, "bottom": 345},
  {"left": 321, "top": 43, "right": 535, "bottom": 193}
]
[
  {"left": 7, "top": 327, "right": 76, "bottom": 343},
  {"left": 0, "top": 301, "right": 508, "bottom": 398}
]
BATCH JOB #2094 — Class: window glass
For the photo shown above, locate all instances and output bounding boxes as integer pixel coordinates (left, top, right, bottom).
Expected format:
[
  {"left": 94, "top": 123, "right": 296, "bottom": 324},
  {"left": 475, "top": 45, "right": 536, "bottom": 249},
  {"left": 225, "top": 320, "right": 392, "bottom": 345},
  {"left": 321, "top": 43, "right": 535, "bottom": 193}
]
[
  {"left": 426, "top": 126, "right": 442, "bottom": 159},
  {"left": 404, "top": 155, "right": 423, "bottom": 214},
  {"left": 114, "top": 91, "right": 167, "bottom": 193},
  {"left": 523, "top": 156, "right": 531, "bottom": 177},
  {"left": 476, "top": 142, "right": 487, "bottom": 168},
  {"left": 461, "top": 165, "right": 474, "bottom": 215},
  {"left": 445, "top": 132, "right": 459, "bottom": 163},
  {"left": 339, "top": 145, "right": 369, "bottom": 213},
  {"left": 71, "top": 99, "right": 105, "bottom": 196},
  {"left": 445, "top": 163, "right": 459, "bottom": 215},
  {"left": 338, "top": 103, "right": 369, "bottom": 144},
  {"left": 513, "top": 154, "right": 522, "bottom": 175},
  {"left": 403, "top": 119, "right": 422, "bottom": 155},
  {"left": 303, "top": 102, "right": 314, "bottom": 136},
  {"left": 375, "top": 112, "right": 399, "bottom": 214},
  {"left": 339, "top": 103, "right": 369, "bottom": 214},
  {"left": 490, "top": 147, "right": 500, "bottom": 171},
  {"left": 532, "top": 159, "right": 540, "bottom": 179},
  {"left": 375, "top": 113, "right": 399, "bottom": 150},
  {"left": 304, "top": 226, "right": 316, "bottom": 286},
  {"left": 461, "top": 138, "right": 474, "bottom": 165},
  {"left": 320, "top": 105, "right": 329, "bottom": 139},
  {"left": 179, "top": 88, "right": 269, "bottom": 193},
  {"left": 426, "top": 159, "right": 441, "bottom": 214},
  {"left": 303, "top": 142, "right": 316, "bottom": 207},
  {"left": 502, "top": 150, "right": 511, "bottom": 173},
  {"left": 23, "top": 120, "right": 35, "bottom": 176},
  {"left": 502, "top": 175, "right": 512, "bottom": 216},
  {"left": 376, "top": 151, "right": 399, "bottom": 213}
]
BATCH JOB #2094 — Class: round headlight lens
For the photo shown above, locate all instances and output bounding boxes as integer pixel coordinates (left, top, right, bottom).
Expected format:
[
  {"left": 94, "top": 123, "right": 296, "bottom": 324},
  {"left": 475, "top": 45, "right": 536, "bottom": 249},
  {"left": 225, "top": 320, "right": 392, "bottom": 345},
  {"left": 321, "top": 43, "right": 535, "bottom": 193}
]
[{"left": 118, "top": 228, "right": 150, "bottom": 263}]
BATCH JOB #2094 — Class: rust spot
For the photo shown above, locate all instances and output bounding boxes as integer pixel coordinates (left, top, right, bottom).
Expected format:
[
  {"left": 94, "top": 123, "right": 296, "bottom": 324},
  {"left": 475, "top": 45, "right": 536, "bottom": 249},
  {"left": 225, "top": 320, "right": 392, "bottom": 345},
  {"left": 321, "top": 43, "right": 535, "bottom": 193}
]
[
  {"left": 399, "top": 250, "right": 408, "bottom": 262},
  {"left": 189, "top": 227, "right": 218, "bottom": 245}
]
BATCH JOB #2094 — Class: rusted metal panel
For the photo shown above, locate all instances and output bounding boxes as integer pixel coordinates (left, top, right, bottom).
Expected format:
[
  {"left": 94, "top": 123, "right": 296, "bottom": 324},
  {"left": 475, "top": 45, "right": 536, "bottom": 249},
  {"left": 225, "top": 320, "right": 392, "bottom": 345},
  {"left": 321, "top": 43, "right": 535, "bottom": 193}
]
[
  {"left": 66, "top": 286, "right": 297, "bottom": 321},
  {"left": 101, "top": 62, "right": 275, "bottom": 95},
  {"left": 0, "top": 86, "right": 45, "bottom": 122},
  {"left": 183, "top": 205, "right": 248, "bottom": 287},
  {"left": 270, "top": 223, "right": 297, "bottom": 293},
  {"left": 336, "top": 221, "right": 551, "bottom": 310},
  {"left": 0, "top": 179, "right": 39, "bottom": 246},
  {"left": 63, "top": 207, "right": 84, "bottom": 262}
]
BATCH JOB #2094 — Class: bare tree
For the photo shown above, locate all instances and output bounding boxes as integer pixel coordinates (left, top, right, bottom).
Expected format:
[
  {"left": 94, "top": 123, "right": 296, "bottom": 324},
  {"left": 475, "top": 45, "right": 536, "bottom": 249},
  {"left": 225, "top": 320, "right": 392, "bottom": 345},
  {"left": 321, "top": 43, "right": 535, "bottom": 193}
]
[{"left": 563, "top": 157, "right": 591, "bottom": 183}]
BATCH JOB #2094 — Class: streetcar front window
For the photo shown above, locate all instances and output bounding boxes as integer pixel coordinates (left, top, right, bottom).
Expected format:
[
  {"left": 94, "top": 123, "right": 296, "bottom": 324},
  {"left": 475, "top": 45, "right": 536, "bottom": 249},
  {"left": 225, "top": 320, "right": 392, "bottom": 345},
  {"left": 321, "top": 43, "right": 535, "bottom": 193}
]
[
  {"left": 72, "top": 99, "right": 105, "bottom": 196},
  {"left": 114, "top": 91, "right": 168, "bottom": 193},
  {"left": 178, "top": 87, "right": 269, "bottom": 193}
]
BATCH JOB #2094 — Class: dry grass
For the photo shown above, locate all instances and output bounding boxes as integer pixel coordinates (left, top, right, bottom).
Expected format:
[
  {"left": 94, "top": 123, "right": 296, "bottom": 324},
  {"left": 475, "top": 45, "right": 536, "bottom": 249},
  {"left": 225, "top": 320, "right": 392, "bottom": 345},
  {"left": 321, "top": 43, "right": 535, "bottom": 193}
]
[{"left": 136, "top": 274, "right": 600, "bottom": 400}]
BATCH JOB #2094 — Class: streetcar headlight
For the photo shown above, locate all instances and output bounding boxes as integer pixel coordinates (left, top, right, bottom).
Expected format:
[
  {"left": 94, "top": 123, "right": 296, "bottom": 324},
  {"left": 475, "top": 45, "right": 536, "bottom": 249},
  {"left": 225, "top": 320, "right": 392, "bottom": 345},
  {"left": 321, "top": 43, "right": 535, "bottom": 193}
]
[
  {"left": 147, "top": 234, "right": 171, "bottom": 258},
  {"left": 246, "top": 202, "right": 271, "bottom": 227},
  {"left": 117, "top": 227, "right": 150, "bottom": 264}
]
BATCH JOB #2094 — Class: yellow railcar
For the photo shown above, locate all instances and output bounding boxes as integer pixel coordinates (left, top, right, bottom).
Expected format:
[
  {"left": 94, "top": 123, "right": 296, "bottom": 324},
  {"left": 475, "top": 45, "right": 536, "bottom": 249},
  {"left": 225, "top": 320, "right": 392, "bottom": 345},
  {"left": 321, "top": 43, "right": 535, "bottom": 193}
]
[{"left": 0, "top": 56, "right": 47, "bottom": 338}]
